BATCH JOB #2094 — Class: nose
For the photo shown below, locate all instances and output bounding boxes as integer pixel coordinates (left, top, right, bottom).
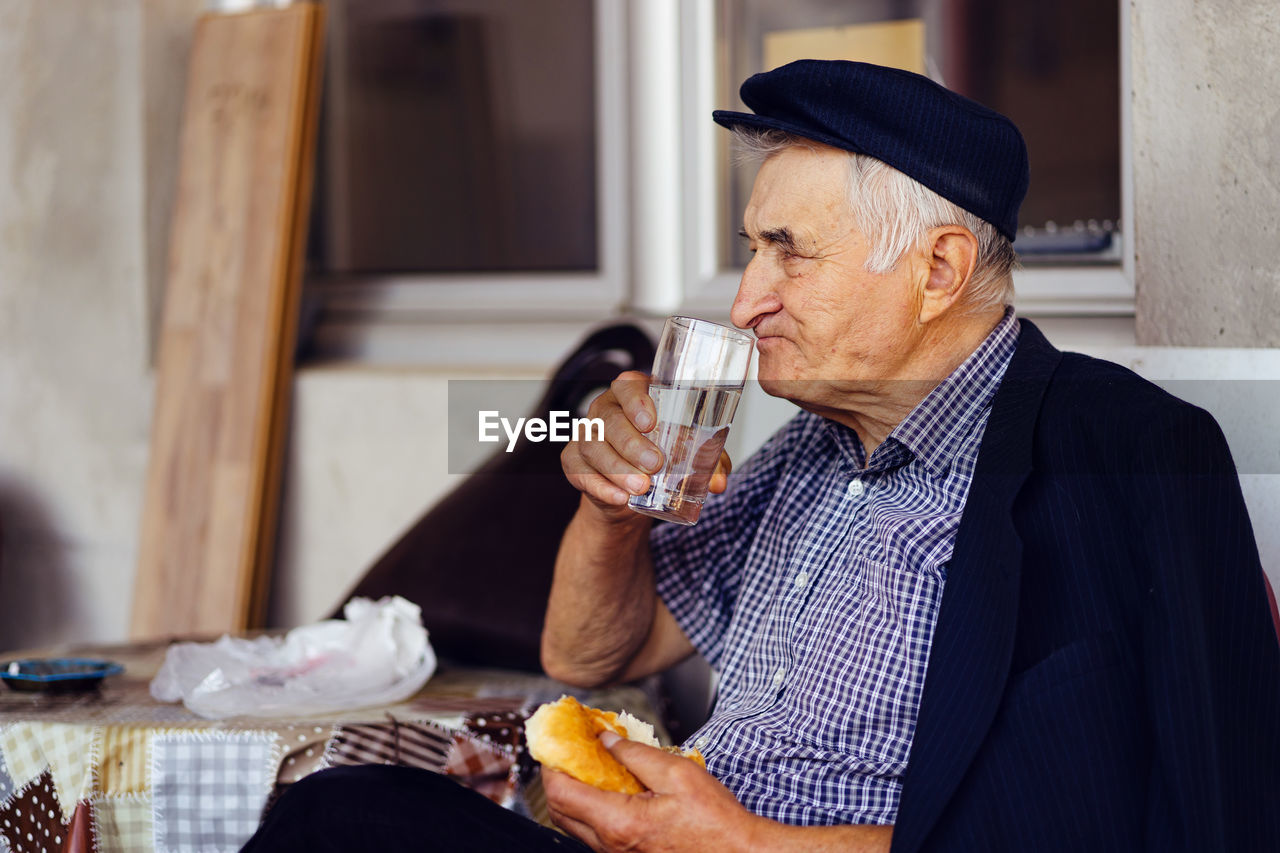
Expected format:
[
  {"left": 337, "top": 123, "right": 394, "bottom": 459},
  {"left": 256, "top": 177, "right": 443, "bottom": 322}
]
[{"left": 730, "top": 254, "right": 781, "bottom": 331}]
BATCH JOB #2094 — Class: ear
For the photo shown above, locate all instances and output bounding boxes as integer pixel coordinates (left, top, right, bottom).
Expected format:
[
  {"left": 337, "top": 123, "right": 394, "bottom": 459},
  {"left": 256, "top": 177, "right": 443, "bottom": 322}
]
[{"left": 918, "top": 226, "right": 978, "bottom": 324}]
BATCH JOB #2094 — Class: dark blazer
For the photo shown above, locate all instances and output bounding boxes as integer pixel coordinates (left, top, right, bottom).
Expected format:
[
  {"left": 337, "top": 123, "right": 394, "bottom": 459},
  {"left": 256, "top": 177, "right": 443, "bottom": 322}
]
[{"left": 892, "top": 321, "right": 1280, "bottom": 852}]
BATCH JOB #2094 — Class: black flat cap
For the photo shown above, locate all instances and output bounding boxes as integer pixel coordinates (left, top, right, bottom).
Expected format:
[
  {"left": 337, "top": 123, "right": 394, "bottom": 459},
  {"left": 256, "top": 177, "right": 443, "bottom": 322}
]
[{"left": 713, "top": 59, "right": 1029, "bottom": 241}]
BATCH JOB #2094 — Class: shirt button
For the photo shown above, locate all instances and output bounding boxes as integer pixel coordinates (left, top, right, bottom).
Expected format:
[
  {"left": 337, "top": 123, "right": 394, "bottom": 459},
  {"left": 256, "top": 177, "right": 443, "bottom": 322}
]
[
  {"left": 794, "top": 571, "right": 809, "bottom": 589},
  {"left": 771, "top": 668, "right": 786, "bottom": 688},
  {"left": 846, "top": 479, "right": 866, "bottom": 498},
  {"left": 694, "top": 736, "right": 710, "bottom": 750}
]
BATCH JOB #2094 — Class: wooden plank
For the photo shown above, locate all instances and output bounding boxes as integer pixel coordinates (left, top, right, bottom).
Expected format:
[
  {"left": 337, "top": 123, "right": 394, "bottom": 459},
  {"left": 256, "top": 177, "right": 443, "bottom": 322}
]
[{"left": 132, "top": 4, "right": 324, "bottom": 639}]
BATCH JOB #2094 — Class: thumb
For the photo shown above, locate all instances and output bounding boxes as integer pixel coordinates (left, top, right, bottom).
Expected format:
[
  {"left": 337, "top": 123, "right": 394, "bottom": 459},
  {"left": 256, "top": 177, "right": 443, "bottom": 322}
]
[{"left": 599, "top": 731, "right": 690, "bottom": 794}]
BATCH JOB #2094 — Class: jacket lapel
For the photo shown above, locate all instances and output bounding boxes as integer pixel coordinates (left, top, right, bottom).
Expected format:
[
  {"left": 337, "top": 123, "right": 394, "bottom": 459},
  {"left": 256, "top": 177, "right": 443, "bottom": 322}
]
[{"left": 891, "top": 320, "right": 1062, "bottom": 853}]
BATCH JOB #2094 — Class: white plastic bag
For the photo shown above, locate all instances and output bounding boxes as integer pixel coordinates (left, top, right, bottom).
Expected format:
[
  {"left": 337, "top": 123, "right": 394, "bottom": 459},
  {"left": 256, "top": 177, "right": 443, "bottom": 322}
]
[{"left": 150, "top": 596, "right": 437, "bottom": 719}]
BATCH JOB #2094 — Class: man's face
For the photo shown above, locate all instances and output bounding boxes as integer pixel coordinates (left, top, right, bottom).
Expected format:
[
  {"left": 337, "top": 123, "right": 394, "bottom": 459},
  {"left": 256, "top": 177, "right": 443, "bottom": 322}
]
[{"left": 730, "top": 144, "right": 925, "bottom": 415}]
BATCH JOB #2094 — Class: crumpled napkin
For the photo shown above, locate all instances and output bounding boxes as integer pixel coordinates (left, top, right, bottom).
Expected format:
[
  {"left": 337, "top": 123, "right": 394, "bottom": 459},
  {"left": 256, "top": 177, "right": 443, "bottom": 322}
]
[{"left": 150, "top": 595, "right": 437, "bottom": 719}]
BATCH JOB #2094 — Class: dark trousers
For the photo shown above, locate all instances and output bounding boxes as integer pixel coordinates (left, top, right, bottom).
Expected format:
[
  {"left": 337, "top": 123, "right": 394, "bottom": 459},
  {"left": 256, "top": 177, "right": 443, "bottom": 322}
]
[{"left": 240, "top": 765, "right": 591, "bottom": 853}]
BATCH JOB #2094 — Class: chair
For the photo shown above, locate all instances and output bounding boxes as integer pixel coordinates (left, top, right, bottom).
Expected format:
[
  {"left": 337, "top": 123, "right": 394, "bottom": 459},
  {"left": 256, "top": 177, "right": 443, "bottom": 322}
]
[{"left": 337, "top": 322, "right": 655, "bottom": 671}]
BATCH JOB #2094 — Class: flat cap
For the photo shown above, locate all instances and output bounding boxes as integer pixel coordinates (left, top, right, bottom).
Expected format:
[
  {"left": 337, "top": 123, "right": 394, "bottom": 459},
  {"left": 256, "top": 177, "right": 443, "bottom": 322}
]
[{"left": 713, "top": 59, "right": 1029, "bottom": 241}]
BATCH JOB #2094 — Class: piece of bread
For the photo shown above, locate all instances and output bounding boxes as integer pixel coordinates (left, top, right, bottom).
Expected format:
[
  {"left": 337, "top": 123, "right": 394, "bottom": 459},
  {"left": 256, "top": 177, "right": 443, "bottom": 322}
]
[{"left": 525, "top": 694, "right": 705, "bottom": 794}]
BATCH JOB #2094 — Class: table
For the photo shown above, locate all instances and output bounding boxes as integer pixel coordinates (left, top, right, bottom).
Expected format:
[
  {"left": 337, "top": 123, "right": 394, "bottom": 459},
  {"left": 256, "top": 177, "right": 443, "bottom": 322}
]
[{"left": 0, "top": 638, "right": 666, "bottom": 853}]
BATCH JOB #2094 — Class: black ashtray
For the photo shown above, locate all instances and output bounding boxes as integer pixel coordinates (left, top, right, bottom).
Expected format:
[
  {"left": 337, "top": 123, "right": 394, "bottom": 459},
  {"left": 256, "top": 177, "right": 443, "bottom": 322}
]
[{"left": 0, "top": 658, "right": 124, "bottom": 692}]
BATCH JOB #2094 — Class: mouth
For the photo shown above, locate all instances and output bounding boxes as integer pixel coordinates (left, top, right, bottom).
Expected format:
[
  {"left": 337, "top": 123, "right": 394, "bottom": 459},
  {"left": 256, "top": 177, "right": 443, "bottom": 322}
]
[{"left": 752, "top": 330, "right": 784, "bottom": 349}]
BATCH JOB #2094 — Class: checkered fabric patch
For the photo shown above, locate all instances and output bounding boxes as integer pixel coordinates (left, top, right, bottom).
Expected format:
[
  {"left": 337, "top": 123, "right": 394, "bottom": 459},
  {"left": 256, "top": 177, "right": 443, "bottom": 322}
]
[
  {"left": 151, "top": 731, "right": 275, "bottom": 853},
  {"left": 0, "top": 746, "right": 6, "bottom": 853},
  {"left": 324, "top": 721, "right": 451, "bottom": 771},
  {"left": 0, "top": 770, "right": 68, "bottom": 852},
  {"left": 93, "top": 795, "right": 154, "bottom": 853},
  {"left": 0, "top": 743, "right": 9, "bottom": 853},
  {"left": 96, "top": 727, "right": 151, "bottom": 795},
  {"left": 0, "top": 741, "right": 14, "bottom": 803},
  {"left": 444, "top": 734, "right": 518, "bottom": 805},
  {"left": 0, "top": 721, "right": 98, "bottom": 811}
]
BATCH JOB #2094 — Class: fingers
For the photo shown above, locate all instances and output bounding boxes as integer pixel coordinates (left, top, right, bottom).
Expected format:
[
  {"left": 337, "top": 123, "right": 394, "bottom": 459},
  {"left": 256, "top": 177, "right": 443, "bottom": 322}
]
[
  {"left": 542, "top": 768, "right": 626, "bottom": 848},
  {"left": 547, "top": 811, "right": 602, "bottom": 852},
  {"left": 561, "top": 372, "right": 665, "bottom": 510},
  {"left": 560, "top": 441, "right": 639, "bottom": 508},
  {"left": 544, "top": 766, "right": 669, "bottom": 853},
  {"left": 708, "top": 450, "right": 734, "bottom": 494},
  {"left": 599, "top": 732, "right": 708, "bottom": 795},
  {"left": 609, "top": 370, "right": 658, "bottom": 431},
  {"left": 543, "top": 737, "right": 749, "bottom": 853},
  {"left": 544, "top": 779, "right": 603, "bottom": 852}
]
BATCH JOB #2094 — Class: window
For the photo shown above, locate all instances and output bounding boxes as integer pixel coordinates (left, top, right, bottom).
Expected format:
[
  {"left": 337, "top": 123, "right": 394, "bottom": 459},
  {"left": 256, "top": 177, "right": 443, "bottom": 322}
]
[
  {"left": 303, "top": 0, "right": 631, "bottom": 363},
  {"left": 702, "top": 0, "right": 1132, "bottom": 316},
  {"left": 303, "top": 0, "right": 1131, "bottom": 364},
  {"left": 717, "top": 0, "right": 1121, "bottom": 268},
  {"left": 311, "top": 0, "right": 597, "bottom": 274}
]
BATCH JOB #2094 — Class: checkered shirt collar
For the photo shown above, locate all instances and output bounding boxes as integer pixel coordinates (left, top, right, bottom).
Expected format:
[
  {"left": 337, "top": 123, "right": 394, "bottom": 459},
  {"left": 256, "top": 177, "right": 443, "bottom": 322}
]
[{"left": 824, "top": 308, "right": 1020, "bottom": 477}]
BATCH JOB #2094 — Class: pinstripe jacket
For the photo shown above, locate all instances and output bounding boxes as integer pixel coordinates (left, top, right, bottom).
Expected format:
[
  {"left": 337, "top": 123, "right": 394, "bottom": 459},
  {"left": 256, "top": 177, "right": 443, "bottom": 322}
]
[{"left": 891, "top": 320, "right": 1280, "bottom": 852}]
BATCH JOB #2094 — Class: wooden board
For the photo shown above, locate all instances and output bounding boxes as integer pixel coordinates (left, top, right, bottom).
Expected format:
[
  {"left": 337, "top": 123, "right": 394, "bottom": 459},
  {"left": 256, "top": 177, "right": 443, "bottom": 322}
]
[{"left": 131, "top": 4, "right": 324, "bottom": 639}]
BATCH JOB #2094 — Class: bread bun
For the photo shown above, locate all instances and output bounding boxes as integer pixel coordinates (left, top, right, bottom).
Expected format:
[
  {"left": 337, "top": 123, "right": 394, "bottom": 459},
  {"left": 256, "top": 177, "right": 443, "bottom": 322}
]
[{"left": 525, "top": 695, "right": 705, "bottom": 794}]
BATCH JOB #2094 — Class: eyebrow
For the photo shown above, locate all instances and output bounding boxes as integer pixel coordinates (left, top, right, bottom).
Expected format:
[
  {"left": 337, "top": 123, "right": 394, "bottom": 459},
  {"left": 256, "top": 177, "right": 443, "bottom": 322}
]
[{"left": 739, "top": 226, "right": 803, "bottom": 255}]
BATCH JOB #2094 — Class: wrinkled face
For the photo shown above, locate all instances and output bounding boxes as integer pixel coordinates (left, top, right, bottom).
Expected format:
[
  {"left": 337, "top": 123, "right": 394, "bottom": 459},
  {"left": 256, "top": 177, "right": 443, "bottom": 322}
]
[{"left": 729, "top": 144, "right": 925, "bottom": 415}]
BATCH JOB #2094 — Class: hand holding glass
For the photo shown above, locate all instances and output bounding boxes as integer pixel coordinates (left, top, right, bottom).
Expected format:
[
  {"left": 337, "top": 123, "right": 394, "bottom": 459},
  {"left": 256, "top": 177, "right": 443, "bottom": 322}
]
[{"left": 628, "top": 317, "right": 754, "bottom": 526}]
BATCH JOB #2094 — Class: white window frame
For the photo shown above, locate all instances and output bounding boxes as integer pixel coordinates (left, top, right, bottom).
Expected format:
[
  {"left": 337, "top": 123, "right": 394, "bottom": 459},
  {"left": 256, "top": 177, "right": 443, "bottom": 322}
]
[
  {"left": 670, "top": 0, "right": 1135, "bottom": 320},
  {"left": 308, "top": 0, "right": 1133, "bottom": 365},
  {"left": 307, "top": 0, "right": 633, "bottom": 364}
]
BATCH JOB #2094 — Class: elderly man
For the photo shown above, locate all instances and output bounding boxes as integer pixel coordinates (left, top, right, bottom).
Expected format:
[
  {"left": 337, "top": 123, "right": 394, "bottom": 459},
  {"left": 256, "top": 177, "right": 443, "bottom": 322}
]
[
  {"left": 242, "top": 60, "right": 1279, "bottom": 853},
  {"left": 543, "top": 60, "right": 1280, "bottom": 852}
]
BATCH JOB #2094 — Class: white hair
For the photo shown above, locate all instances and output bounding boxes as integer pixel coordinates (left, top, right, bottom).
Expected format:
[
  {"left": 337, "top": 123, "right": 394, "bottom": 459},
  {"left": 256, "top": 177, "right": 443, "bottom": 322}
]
[{"left": 731, "top": 127, "right": 1017, "bottom": 313}]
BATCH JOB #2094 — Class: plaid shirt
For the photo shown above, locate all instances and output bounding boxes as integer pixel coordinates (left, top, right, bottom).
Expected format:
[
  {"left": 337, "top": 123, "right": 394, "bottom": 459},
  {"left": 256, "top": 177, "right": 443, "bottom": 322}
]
[{"left": 651, "top": 310, "right": 1020, "bottom": 826}]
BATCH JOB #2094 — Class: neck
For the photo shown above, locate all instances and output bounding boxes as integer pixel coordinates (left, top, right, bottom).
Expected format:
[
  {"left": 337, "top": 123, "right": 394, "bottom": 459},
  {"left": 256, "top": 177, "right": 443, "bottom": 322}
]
[{"left": 812, "top": 308, "right": 1006, "bottom": 457}]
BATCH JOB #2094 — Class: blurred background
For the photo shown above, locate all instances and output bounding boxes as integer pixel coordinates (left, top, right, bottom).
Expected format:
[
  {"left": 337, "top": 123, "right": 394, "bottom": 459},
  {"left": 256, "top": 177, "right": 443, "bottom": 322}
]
[{"left": 1, "top": 0, "right": 1277, "bottom": 650}]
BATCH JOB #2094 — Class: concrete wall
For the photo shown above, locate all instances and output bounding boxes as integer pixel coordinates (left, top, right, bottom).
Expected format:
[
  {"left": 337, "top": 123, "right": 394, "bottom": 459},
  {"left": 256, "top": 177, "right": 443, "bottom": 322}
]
[
  {"left": 1131, "top": 0, "right": 1280, "bottom": 346},
  {"left": 0, "top": 1, "right": 152, "bottom": 649},
  {"left": 1, "top": 1, "right": 1278, "bottom": 652},
  {"left": 268, "top": 367, "right": 543, "bottom": 630}
]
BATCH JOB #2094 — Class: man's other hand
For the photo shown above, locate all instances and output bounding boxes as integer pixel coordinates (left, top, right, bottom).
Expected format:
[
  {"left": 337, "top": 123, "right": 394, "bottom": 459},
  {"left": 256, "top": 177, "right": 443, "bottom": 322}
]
[
  {"left": 543, "top": 731, "right": 763, "bottom": 853},
  {"left": 560, "top": 371, "right": 732, "bottom": 520},
  {"left": 543, "top": 732, "right": 893, "bottom": 853}
]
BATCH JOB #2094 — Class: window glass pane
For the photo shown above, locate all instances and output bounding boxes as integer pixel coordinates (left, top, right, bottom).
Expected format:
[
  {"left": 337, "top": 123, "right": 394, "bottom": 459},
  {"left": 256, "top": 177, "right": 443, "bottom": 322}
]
[
  {"left": 311, "top": 0, "right": 597, "bottom": 274},
  {"left": 718, "top": 0, "right": 1120, "bottom": 268}
]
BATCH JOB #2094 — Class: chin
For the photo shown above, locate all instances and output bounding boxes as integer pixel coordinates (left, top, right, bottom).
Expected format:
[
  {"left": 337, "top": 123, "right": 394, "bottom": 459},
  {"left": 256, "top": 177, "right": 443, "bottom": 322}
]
[
  {"left": 755, "top": 372, "right": 808, "bottom": 404},
  {"left": 756, "top": 360, "right": 839, "bottom": 411},
  {"left": 753, "top": 352, "right": 791, "bottom": 389},
  {"left": 756, "top": 376, "right": 787, "bottom": 400}
]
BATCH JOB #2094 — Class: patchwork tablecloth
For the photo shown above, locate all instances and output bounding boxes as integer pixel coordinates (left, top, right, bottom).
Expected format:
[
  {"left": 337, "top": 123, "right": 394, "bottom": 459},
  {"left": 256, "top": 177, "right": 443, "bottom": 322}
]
[{"left": 0, "top": 639, "right": 667, "bottom": 853}]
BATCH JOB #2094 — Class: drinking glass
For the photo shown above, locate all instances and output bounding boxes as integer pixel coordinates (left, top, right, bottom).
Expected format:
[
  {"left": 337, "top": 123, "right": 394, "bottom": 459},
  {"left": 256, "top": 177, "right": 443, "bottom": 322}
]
[{"left": 628, "top": 316, "right": 754, "bottom": 525}]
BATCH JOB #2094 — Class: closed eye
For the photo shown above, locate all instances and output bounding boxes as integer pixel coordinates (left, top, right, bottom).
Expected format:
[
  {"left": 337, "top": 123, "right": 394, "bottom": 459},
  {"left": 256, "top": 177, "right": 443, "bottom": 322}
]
[{"left": 740, "top": 226, "right": 807, "bottom": 259}]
